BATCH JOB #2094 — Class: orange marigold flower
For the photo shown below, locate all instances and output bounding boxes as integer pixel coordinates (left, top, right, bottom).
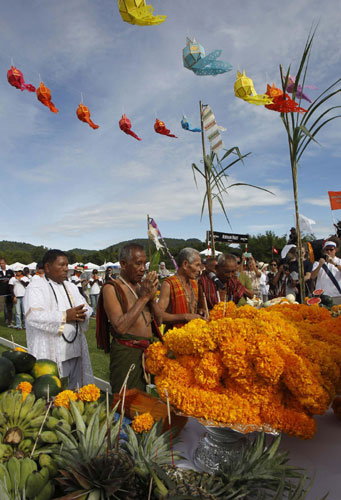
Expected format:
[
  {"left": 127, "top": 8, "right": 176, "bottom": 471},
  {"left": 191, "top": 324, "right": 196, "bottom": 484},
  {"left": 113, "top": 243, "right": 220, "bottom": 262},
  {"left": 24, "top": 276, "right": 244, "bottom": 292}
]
[
  {"left": 54, "top": 390, "right": 78, "bottom": 409},
  {"left": 78, "top": 384, "right": 101, "bottom": 402},
  {"left": 132, "top": 412, "right": 154, "bottom": 433},
  {"left": 14, "top": 347, "right": 27, "bottom": 352},
  {"left": 17, "top": 381, "right": 32, "bottom": 393}
]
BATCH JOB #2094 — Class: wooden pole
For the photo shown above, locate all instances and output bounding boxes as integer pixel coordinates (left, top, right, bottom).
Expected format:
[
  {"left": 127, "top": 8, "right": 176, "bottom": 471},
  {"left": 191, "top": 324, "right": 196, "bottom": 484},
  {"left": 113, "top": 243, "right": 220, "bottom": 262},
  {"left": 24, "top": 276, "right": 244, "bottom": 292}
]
[
  {"left": 147, "top": 214, "right": 152, "bottom": 263},
  {"left": 200, "top": 101, "right": 215, "bottom": 257}
]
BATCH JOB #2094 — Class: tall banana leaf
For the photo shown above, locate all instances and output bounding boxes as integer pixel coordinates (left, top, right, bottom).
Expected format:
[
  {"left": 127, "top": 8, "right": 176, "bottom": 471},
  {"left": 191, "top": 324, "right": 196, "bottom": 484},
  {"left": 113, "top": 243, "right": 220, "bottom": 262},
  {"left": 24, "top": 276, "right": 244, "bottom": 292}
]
[{"left": 279, "top": 27, "right": 341, "bottom": 303}]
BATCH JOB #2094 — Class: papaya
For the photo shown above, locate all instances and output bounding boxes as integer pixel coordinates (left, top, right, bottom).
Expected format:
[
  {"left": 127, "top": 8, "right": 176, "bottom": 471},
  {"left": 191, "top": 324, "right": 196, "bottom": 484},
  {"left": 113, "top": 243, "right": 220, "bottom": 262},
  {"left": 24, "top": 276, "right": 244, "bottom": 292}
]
[
  {"left": 31, "top": 359, "right": 59, "bottom": 379},
  {"left": 2, "top": 350, "right": 36, "bottom": 373},
  {"left": 0, "top": 356, "right": 15, "bottom": 391},
  {"left": 33, "top": 374, "right": 62, "bottom": 399}
]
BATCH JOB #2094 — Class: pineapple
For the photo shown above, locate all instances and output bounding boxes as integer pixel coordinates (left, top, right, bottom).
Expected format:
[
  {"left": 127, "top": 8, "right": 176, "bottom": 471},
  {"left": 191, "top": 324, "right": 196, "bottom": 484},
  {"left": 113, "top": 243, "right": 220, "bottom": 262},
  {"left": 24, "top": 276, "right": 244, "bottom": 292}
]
[
  {"left": 54, "top": 400, "right": 137, "bottom": 499},
  {"left": 123, "top": 418, "right": 182, "bottom": 496}
]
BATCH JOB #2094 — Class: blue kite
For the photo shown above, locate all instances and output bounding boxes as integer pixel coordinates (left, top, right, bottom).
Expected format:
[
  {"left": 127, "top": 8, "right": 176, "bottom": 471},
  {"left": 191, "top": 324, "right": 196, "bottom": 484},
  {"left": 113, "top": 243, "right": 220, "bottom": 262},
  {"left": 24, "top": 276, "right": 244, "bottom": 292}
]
[
  {"left": 181, "top": 115, "right": 201, "bottom": 133},
  {"left": 183, "top": 37, "right": 232, "bottom": 76}
]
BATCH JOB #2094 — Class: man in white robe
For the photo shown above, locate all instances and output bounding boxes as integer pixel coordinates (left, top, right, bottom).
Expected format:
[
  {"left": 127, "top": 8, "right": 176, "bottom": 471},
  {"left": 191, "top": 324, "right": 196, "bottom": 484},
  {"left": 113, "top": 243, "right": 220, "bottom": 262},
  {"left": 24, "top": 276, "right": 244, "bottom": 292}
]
[{"left": 24, "top": 249, "right": 94, "bottom": 389}]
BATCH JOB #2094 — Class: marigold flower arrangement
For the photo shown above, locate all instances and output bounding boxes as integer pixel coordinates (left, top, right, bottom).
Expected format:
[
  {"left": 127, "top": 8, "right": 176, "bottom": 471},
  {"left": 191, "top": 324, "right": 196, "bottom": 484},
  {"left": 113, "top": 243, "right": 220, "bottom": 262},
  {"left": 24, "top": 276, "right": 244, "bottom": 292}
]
[
  {"left": 16, "top": 382, "right": 32, "bottom": 401},
  {"left": 146, "top": 302, "right": 341, "bottom": 439},
  {"left": 78, "top": 383, "right": 101, "bottom": 402},
  {"left": 54, "top": 389, "right": 79, "bottom": 409},
  {"left": 132, "top": 412, "right": 155, "bottom": 433}
]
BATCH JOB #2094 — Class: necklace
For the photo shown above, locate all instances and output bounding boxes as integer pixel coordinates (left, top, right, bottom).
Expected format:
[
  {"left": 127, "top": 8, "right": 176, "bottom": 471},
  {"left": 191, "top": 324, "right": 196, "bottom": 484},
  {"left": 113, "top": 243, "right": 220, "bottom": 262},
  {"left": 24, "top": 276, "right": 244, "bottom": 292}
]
[
  {"left": 45, "top": 277, "right": 78, "bottom": 344},
  {"left": 177, "top": 273, "right": 197, "bottom": 314},
  {"left": 118, "top": 276, "right": 150, "bottom": 326}
]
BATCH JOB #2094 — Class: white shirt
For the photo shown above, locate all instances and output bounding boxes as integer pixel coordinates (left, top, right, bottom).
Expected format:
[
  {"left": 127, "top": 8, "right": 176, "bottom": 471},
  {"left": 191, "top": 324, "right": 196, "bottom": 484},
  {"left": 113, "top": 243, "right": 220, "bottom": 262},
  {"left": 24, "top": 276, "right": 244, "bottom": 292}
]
[
  {"left": 24, "top": 277, "right": 93, "bottom": 383},
  {"left": 89, "top": 276, "right": 103, "bottom": 295},
  {"left": 9, "top": 276, "right": 29, "bottom": 297},
  {"left": 312, "top": 257, "right": 341, "bottom": 297},
  {"left": 71, "top": 275, "right": 82, "bottom": 288}
]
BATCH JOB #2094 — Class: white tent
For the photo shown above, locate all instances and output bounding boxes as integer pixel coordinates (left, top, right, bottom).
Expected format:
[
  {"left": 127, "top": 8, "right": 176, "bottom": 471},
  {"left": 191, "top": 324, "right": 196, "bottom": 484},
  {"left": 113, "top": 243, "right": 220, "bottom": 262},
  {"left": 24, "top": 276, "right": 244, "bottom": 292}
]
[
  {"left": 199, "top": 249, "right": 222, "bottom": 257},
  {"left": 84, "top": 262, "right": 100, "bottom": 270},
  {"left": 8, "top": 262, "right": 26, "bottom": 271},
  {"left": 102, "top": 262, "right": 116, "bottom": 268},
  {"left": 28, "top": 262, "right": 37, "bottom": 270},
  {"left": 112, "top": 261, "right": 121, "bottom": 268}
]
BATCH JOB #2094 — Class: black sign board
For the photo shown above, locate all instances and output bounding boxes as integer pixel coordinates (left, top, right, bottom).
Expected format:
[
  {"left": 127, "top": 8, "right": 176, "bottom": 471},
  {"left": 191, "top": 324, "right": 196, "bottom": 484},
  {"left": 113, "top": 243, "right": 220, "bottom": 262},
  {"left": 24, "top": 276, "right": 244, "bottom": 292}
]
[{"left": 207, "top": 231, "right": 248, "bottom": 244}]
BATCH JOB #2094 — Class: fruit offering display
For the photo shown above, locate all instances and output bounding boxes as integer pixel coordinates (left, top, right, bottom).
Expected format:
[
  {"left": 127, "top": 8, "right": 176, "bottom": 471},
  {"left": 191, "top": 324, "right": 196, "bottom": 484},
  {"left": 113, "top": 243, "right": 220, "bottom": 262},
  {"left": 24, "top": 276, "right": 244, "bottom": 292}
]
[{"left": 146, "top": 301, "right": 341, "bottom": 439}]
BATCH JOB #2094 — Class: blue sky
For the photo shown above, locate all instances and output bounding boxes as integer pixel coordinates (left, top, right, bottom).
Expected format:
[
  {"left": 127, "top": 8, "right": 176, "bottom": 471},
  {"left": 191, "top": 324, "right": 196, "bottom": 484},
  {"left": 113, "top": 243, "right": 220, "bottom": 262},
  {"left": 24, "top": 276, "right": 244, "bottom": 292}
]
[{"left": 1, "top": 0, "right": 340, "bottom": 250}]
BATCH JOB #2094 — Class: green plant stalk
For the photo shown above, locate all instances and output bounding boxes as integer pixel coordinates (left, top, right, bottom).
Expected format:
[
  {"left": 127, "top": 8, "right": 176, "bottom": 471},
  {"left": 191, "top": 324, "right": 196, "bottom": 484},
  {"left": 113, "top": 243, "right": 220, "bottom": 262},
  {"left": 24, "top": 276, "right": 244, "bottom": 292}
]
[{"left": 200, "top": 100, "right": 216, "bottom": 257}]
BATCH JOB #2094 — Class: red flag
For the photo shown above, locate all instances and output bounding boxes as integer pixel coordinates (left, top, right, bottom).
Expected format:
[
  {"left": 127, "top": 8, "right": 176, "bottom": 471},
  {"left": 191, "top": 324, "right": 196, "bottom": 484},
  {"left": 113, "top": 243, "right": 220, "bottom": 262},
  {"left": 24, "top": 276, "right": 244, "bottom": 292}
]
[
  {"left": 272, "top": 246, "right": 278, "bottom": 254},
  {"left": 328, "top": 191, "right": 341, "bottom": 210}
]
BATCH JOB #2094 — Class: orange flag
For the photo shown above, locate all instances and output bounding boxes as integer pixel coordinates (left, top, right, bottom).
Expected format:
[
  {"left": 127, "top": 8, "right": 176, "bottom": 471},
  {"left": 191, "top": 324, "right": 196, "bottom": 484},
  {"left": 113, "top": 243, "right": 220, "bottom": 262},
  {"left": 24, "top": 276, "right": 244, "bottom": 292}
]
[{"left": 328, "top": 191, "right": 341, "bottom": 210}]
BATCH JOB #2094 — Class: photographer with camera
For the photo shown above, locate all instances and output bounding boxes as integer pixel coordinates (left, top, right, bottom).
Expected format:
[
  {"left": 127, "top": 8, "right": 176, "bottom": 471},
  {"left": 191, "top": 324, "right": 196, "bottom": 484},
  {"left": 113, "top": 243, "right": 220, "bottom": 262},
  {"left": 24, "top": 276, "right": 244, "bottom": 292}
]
[{"left": 311, "top": 241, "right": 341, "bottom": 304}]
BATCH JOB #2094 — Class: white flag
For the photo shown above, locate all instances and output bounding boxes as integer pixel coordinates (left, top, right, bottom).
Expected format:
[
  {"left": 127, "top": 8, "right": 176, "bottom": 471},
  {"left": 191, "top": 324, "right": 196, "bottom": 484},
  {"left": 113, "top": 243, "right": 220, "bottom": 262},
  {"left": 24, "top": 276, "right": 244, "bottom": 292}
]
[{"left": 298, "top": 214, "right": 316, "bottom": 233}]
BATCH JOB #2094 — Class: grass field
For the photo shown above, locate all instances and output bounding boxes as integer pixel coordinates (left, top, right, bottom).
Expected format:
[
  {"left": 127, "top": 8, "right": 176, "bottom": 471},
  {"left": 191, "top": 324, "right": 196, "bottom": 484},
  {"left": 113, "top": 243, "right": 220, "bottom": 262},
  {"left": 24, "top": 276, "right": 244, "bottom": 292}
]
[{"left": 0, "top": 314, "right": 110, "bottom": 382}]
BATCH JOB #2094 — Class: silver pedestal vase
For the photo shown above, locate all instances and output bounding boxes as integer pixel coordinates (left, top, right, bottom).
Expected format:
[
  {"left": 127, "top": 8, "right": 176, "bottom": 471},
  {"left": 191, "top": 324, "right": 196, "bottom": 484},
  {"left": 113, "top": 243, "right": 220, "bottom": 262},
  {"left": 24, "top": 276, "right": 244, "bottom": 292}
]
[{"left": 193, "top": 426, "right": 249, "bottom": 473}]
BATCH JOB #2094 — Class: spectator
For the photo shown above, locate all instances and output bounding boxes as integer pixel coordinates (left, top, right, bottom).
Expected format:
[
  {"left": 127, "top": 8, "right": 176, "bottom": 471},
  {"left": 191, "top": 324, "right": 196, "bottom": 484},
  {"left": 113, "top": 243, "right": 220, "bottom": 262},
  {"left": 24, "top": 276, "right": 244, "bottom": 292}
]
[
  {"left": 244, "top": 256, "right": 263, "bottom": 300},
  {"left": 23, "top": 267, "right": 32, "bottom": 282},
  {"left": 233, "top": 254, "right": 254, "bottom": 306},
  {"left": 158, "top": 261, "right": 170, "bottom": 279},
  {"left": 289, "top": 244, "right": 313, "bottom": 301},
  {"left": 9, "top": 269, "right": 30, "bottom": 330},
  {"left": 258, "top": 262, "right": 269, "bottom": 302},
  {"left": 267, "top": 259, "right": 281, "bottom": 299},
  {"left": 71, "top": 266, "right": 88, "bottom": 300},
  {"left": 89, "top": 269, "right": 103, "bottom": 317},
  {"left": 311, "top": 241, "right": 341, "bottom": 305},
  {"left": 105, "top": 266, "right": 116, "bottom": 283},
  {"left": 0, "top": 258, "right": 14, "bottom": 326},
  {"left": 32, "top": 262, "right": 45, "bottom": 281}
]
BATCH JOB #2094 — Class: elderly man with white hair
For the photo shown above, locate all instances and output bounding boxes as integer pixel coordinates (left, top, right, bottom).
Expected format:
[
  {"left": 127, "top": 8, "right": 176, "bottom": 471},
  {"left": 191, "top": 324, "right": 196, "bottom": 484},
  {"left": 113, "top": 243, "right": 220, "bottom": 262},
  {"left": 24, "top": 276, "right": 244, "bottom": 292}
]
[
  {"left": 311, "top": 240, "right": 341, "bottom": 304},
  {"left": 158, "top": 248, "right": 205, "bottom": 330}
]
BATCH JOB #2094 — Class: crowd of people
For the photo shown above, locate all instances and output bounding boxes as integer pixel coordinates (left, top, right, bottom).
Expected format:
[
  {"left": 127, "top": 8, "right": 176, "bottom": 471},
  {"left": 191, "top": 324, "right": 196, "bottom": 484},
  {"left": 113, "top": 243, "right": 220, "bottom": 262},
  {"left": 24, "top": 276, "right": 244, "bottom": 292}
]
[{"left": 0, "top": 235, "right": 340, "bottom": 395}]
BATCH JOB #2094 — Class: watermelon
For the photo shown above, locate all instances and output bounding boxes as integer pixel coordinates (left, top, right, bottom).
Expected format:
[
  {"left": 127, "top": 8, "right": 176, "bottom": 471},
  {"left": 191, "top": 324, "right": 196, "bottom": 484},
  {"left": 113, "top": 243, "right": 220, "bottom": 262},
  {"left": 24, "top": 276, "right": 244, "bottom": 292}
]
[
  {"left": 0, "top": 357, "right": 16, "bottom": 391},
  {"left": 307, "top": 297, "right": 321, "bottom": 306},
  {"left": 31, "top": 359, "right": 59, "bottom": 379},
  {"left": 9, "top": 373, "right": 35, "bottom": 389},
  {"left": 33, "top": 374, "right": 62, "bottom": 399},
  {"left": 313, "top": 289, "right": 324, "bottom": 296},
  {"left": 2, "top": 350, "right": 36, "bottom": 373}
]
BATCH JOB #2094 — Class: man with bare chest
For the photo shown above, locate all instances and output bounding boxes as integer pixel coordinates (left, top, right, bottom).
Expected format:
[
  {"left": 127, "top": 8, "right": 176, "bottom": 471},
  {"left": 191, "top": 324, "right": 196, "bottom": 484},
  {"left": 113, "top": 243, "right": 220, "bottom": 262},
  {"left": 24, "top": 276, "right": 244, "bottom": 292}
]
[
  {"left": 158, "top": 247, "right": 206, "bottom": 330},
  {"left": 99, "top": 243, "right": 162, "bottom": 393}
]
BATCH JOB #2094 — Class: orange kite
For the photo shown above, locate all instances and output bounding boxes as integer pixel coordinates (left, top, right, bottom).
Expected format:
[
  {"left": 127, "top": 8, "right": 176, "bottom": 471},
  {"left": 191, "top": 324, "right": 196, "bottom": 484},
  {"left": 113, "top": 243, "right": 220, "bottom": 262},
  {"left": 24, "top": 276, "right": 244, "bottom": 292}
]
[
  {"left": 36, "top": 82, "right": 59, "bottom": 113},
  {"left": 76, "top": 103, "right": 99, "bottom": 129},
  {"left": 265, "top": 83, "right": 306, "bottom": 114}
]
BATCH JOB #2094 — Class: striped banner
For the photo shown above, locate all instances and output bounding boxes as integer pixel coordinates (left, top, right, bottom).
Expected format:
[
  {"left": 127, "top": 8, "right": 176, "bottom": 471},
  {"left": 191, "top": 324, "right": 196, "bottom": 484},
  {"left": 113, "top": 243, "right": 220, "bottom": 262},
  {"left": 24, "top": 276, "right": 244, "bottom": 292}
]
[{"left": 202, "top": 105, "right": 225, "bottom": 153}]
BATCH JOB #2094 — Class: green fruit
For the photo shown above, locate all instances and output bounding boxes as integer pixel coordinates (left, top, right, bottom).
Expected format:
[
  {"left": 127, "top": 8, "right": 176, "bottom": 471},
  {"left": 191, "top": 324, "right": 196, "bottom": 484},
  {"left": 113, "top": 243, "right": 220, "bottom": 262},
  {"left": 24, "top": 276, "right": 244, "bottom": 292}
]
[
  {"left": 9, "top": 373, "right": 35, "bottom": 389},
  {"left": 31, "top": 360, "right": 58, "bottom": 379},
  {"left": 38, "top": 454, "right": 58, "bottom": 478},
  {"left": 2, "top": 351, "right": 36, "bottom": 374},
  {"left": 33, "top": 375, "right": 62, "bottom": 399},
  {"left": 0, "top": 357, "right": 15, "bottom": 392},
  {"left": 40, "top": 431, "right": 60, "bottom": 444}
]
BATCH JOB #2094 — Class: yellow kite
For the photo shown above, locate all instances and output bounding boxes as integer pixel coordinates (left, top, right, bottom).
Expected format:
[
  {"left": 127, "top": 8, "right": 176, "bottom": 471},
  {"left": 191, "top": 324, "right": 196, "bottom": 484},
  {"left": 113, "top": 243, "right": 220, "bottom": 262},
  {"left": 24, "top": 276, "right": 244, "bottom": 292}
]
[
  {"left": 118, "top": 0, "right": 166, "bottom": 26},
  {"left": 234, "top": 70, "right": 273, "bottom": 106}
]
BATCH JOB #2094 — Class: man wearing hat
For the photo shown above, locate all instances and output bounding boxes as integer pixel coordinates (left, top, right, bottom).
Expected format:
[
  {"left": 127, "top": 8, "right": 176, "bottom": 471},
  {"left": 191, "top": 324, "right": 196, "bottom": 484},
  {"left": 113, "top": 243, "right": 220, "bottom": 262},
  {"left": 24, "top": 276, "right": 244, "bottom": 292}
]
[
  {"left": 71, "top": 266, "right": 88, "bottom": 300},
  {"left": 311, "top": 241, "right": 341, "bottom": 304}
]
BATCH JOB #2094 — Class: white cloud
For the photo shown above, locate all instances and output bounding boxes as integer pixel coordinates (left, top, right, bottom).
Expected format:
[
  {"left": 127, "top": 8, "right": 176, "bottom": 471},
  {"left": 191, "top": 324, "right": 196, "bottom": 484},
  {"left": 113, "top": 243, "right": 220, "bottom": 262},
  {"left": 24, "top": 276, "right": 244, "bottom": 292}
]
[{"left": 303, "top": 197, "right": 330, "bottom": 207}]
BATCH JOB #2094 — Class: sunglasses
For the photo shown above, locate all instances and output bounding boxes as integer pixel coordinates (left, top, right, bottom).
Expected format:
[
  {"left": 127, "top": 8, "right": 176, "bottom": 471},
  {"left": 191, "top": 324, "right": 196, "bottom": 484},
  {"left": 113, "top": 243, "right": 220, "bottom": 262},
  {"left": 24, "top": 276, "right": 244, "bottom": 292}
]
[
  {"left": 325, "top": 247, "right": 335, "bottom": 252},
  {"left": 270, "top": 263, "right": 277, "bottom": 266}
]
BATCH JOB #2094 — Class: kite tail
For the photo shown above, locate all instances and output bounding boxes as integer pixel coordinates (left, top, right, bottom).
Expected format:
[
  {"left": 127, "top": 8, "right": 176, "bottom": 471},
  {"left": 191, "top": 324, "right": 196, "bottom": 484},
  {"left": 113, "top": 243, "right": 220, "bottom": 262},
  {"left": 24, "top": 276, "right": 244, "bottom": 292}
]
[
  {"left": 86, "top": 119, "right": 99, "bottom": 130},
  {"left": 48, "top": 101, "right": 59, "bottom": 114},
  {"left": 127, "top": 129, "right": 142, "bottom": 141},
  {"left": 166, "top": 133, "right": 177, "bottom": 138},
  {"left": 189, "top": 127, "right": 201, "bottom": 132},
  {"left": 23, "top": 84, "right": 36, "bottom": 92}
]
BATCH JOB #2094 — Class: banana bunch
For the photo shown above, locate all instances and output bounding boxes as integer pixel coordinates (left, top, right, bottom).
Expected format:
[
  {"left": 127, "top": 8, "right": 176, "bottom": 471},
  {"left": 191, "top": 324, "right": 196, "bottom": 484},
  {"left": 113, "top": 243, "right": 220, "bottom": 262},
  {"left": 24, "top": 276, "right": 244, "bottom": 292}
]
[
  {"left": 0, "top": 456, "right": 54, "bottom": 499},
  {"left": 0, "top": 391, "right": 49, "bottom": 461}
]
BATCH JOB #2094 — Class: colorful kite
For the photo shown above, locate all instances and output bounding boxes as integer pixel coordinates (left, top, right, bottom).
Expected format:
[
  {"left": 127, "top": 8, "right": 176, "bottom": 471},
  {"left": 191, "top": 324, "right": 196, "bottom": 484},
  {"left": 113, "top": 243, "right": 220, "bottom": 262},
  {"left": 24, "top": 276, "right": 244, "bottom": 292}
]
[
  {"left": 7, "top": 66, "right": 35, "bottom": 92},
  {"left": 154, "top": 118, "right": 177, "bottom": 138},
  {"left": 183, "top": 38, "right": 232, "bottom": 76},
  {"left": 119, "top": 114, "right": 141, "bottom": 140},
  {"left": 234, "top": 70, "right": 273, "bottom": 106},
  {"left": 76, "top": 103, "right": 99, "bottom": 130},
  {"left": 202, "top": 105, "right": 226, "bottom": 153},
  {"left": 181, "top": 115, "right": 201, "bottom": 132},
  {"left": 36, "top": 82, "right": 59, "bottom": 113},
  {"left": 118, "top": 0, "right": 166, "bottom": 26},
  {"left": 287, "top": 75, "right": 317, "bottom": 103},
  {"left": 265, "top": 83, "right": 306, "bottom": 114}
]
